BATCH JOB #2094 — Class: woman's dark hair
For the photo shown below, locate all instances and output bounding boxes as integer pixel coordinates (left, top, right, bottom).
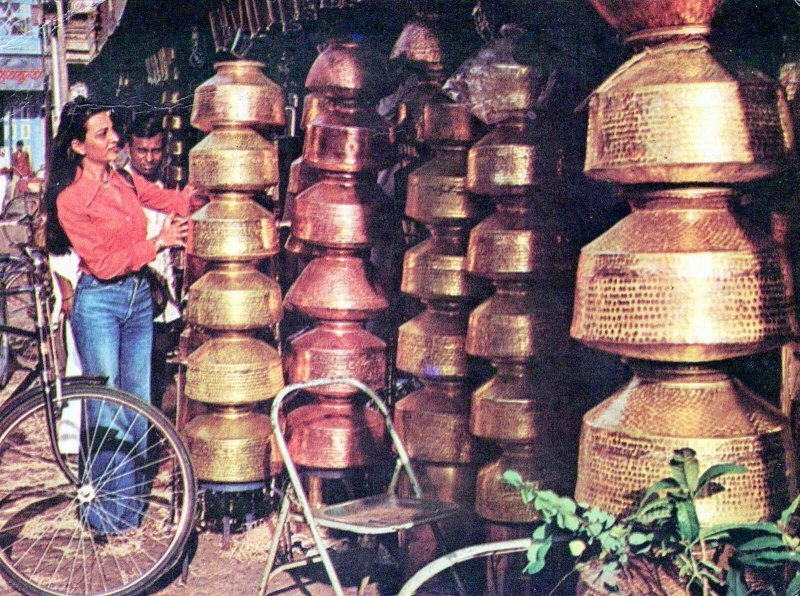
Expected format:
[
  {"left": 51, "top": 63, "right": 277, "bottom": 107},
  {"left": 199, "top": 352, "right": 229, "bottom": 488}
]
[{"left": 45, "top": 97, "right": 109, "bottom": 254}]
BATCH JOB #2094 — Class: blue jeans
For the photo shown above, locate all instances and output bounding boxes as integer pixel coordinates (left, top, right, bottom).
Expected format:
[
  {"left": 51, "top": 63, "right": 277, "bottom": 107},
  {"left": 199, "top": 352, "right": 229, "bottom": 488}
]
[{"left": 72, "top": 272, "right": 153, "bottom": 533}]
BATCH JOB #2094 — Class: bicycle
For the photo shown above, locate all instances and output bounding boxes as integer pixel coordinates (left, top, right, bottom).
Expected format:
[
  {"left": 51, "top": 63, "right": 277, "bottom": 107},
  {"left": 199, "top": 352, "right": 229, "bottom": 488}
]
[{"left": 0, "top": 246, "right": 197, "bottom": 595}]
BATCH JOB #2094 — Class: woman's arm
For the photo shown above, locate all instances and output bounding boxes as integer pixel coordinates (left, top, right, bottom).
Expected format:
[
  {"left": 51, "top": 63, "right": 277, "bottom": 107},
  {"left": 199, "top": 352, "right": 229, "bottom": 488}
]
[{"left": 130, "top": 171, "right": 192, "bottom": 216}]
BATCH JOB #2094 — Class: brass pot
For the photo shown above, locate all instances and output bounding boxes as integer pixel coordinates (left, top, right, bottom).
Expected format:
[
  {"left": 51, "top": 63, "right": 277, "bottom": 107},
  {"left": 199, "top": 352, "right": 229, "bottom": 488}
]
[
  {"left": 189, "top": 128, "right": 280, "bottom": 192},
  {"left": 191, "top": 60, "right": 286, "bottom": 133},
  {"left": 286, "top": 400, "right": 386, "bottom": 469},
  {"left": 588, "top": 0, "right": 723, "bottom": 43},
  {"left": 397, "top": 307, "right": 470, "bottom": 380},
  {"left": 417, "top": 101, "right": 478, "bottom": 146},
  {"left": 571, "top": 187, "right": 796, "bottom": 362},
  {"left": 305, "top": 37, "right": 392, "bottom": 103},
  {"left": 186, "top": 264, "right": 282, "bottom": 330},
  {"left": 286, "top": 322, "right": 386, "bottom": 397},
  {"left": 300, "top": 93, "right": 331, "bottom": 131},
  {"left": 584, "top": 40, "right": 794, "bottom": 184},
  {"left": 390, "top": 18, "right": 445, "bottom": 71},
  {"left": 185, "top": 334, "right": 284, "bottom": 405},
  {"left": 466, "top": 285, "right": 572, "bottom": 361},
  {"left": 466, "top": 116, "right": 563, "bottom": 196},
  {"left": 575, "top": 361, "right": 793, "bottom": 523},
  {"left": 466, "top": 200, "right": 579, "bottom": 283},
  {"left": 401, "top": 232, "right": 487, "bottom": 302},
  {"left": 182, "top": 408, "right": 271, "bottom": 483},
  {"left": 292, "top": 175, "right": 380, "bottom": 249},
  {"left": 190, "top": 195, "right": 280, "bottom": 261},
  {"left": 285, "top": 255, "right": 388, "bottom": 321},
  {"left": 303, "top": 105, "right": 393, "bottom": 174},
  {"left": 394, "top": 381, "right": 483, "bottom": 464},
  {"left": 406, "top": 148, "right": 484, "bottom": 225}
]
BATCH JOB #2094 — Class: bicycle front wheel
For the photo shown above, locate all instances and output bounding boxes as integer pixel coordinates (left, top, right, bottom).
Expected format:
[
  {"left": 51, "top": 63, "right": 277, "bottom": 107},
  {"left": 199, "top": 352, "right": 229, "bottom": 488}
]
[
  {"left": 0, "top": 289, "right": 10, "bottom": 389},
  {"left": 0, "top": 384, "right": 197, "bottom": 595}
]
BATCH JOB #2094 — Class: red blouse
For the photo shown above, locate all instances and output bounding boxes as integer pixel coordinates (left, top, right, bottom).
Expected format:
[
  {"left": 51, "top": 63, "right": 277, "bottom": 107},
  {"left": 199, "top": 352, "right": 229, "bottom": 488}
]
[{"left": 57, "top": 168, "right": 190, "bottom": 280}]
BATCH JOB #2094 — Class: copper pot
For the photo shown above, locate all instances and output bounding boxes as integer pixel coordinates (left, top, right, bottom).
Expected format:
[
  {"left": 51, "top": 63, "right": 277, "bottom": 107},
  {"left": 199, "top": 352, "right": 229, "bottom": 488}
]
[
  {"left": 390, "top": 18, "right": 445, "bottom": 71},
  {"left": 191, "top": 60, "right": 286, "bottom": 133},
  {"left": 182, "top": 408, "right": 271, "bottom": 483},
  {"left": 571, "top": 187, "right": 796, "bottom": 362},
  {"left": 300, "top": 93, "right": 332, "bottom": 131},
  {"left": 303, "top": 104, "right": 393, "bottom": 173},
  {"left": 575, "top": 361, "right": 793, "bottom": 523},
  {"left": 190, "top": 195, "right": 280, "bottom": 261},
  {"left": 584, "top": 40, "right": 794, "bottom": 184},
  {"left": 185, "top": 264, "right": 282, "bottom": 330},
  {"left": 588, "top": 0, "right": 724, "bottom": 44},
  {"left": 286, "top": 322, "right": 386, "bottom": 397},
  {"left": 305, "top": 37, "right": 392, "bottom": 103},
  {"left": 185, "top": 334, "right": 284, "bottom": 405},
  {"left": 286, "top": 400, "right": 386, "bottom": 469},
  {"left": 189, "top": 128, "right": 280, "bottom": 192},
  {"left": 292, "top": 175, "right": 380, "bottom": 249},
  {"left": 285, "top": 254, "right": 388, "bottom": 321}
]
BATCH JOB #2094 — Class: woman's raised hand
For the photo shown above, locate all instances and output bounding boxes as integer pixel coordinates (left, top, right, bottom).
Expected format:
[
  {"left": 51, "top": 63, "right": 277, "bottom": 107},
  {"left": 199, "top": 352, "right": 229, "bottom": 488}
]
[{"left": 158, "top": 213, "right": 189, "bottom": 248}]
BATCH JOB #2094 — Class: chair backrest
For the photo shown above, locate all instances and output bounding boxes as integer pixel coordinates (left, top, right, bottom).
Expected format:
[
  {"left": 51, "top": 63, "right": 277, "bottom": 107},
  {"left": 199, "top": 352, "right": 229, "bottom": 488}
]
[{"left": 270, "top": 377, "right": 424, "bottom": 499}]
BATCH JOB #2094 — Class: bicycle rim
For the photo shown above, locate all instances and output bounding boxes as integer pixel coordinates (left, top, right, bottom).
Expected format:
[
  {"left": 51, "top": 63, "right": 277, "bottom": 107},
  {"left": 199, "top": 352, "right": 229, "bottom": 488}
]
[
  {"left": 0, "top": 290, "right": 10, "bottom": 389},
  {"left": 3, "top": 266, "right": 37, "bottom": 370},
  {"left": 0, "top": 385, "right": 196, "bottom": 595}
]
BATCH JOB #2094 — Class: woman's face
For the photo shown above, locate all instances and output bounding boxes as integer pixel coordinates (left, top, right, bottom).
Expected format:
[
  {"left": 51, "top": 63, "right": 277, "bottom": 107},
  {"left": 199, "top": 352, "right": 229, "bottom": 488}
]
[{"left": 71, "top": 111, "right": 119, "bottom": 168}]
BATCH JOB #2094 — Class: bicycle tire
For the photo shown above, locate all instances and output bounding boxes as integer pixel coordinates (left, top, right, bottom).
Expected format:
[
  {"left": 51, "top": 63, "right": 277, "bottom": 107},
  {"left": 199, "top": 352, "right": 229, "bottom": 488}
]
[
  {"left": 2, "top": 265, "right": 37, "bottom": 371},
  {"left": 0, "top": 384, "right": 197, "bottom": 596},
  {"left": 0, "top": 288, "right": 10, "bottom": 389},
  {"left": 0, "top": 195, "right": 36, "bottom": 249}
]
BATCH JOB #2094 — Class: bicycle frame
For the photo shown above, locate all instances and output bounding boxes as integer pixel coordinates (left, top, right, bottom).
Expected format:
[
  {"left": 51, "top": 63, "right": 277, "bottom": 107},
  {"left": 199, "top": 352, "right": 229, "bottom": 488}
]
[{"left": 0, "top": 247, "right": 89, "bottom": 486}]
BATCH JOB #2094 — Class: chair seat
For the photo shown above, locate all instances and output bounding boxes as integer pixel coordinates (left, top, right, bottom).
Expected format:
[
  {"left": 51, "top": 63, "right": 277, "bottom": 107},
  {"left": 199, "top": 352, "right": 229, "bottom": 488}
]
[{"left": 314, "top": 494, "right": 460, "bottom": 535}]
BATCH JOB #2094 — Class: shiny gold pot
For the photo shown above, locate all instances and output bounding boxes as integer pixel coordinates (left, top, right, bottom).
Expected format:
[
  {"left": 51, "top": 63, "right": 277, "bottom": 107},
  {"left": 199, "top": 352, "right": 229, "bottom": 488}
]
[
  {"left": 303, "top": 105, "right": 393, "bottom": 174},
  {"left": 584, "top": 40, "right": 794, "bottom": 184},
  {"left": 588, "top": 0, "right": 723, "bottom": 43},
  {"left": 571, "top": 187, "right": 796, "bottom": 362},
  {"left": 397, "top": 307, "right": 470, "bottom": 380},
  {"left": 191, "top": 60, "right": 286, "bottom": 133},
  {"left": 183, "top": 408, "right": 272, "bottom": 483},
  {"left": 286, "top": 322, "right": 386, "bottom": 397},
  {"left": 300, "top": 93, "right": 332, "bottom": 131},
  {"left": 185, "top": 264, "right": 282, "bottom": 330},
  {"left": 394, "top": 381, "right": 483, "bottom": 464},
  {"left": 292, "top": 175, "right": 380, "bottom": 249},
  {"left": 189, "top": 128, "right": 280, "bottom": 192},
  {"left": 190, "top": 195, "right": 280, "bottom": 261},
  {"left": 285, "top": 254, "right": 388, "bottom": 321},
  {"left": 466, "top": 285, "right": 572, "bottom": 361},
  {"left": 575, "top": 361, "right": 793, "bottom": 523},
  {"left": 390, "top": 18, "right": 445, "bottom": 71},
  {"left": 185, "top": 334, "right": 284, "bottom": 405},
  {"left": 401, "top": 233, "right": 487, "bottom": 302}
]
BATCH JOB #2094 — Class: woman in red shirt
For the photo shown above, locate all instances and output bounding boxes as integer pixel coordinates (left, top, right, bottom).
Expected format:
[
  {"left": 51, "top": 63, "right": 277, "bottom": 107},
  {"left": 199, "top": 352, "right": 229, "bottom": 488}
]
[{"left": 45, "top": 97, "right": 190, "bottom": 534}]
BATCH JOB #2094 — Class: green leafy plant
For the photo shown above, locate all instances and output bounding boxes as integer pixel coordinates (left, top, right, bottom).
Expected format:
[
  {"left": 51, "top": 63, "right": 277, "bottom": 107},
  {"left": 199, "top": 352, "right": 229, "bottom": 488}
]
[{"left": 504, "top": 448, "right": 800, "bottom": 595}]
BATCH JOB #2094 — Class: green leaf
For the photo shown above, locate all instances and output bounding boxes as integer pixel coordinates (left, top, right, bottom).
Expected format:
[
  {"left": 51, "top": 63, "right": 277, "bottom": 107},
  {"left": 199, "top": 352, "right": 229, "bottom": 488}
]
[
  {"left": 684, "top": 455, "right": 699, "bottom": 494},
  {"left": 736, "top": 535, "right": 786, "bottom": 552},
  {"left": 701, "top": 522, "right": 783, "bottom": 540},
  {"left": 569, "top": 539, "right": 587, "bottom": 557},
  {"left": 503, "top": 469, "right": 523, "bottom": 487},
  {"left": 675, "top": 500, "right": 700, "bottom": 543},
  {"left": 696, "top": 463, "right": 746, "bottom": 494},
  {"left": 628, "top": 532, "right": 652, "bottom": 546},
  {"left": 669, "top": 448, "right": 697, "bottom": 492},
  {"left": 639, "top": 479, "right": 681, "bottom": 506},
  {"left": 532, "top": 524, "right": 549, "bottom": 541},
  {"left": 726, "top": 567, "right": 748, "bottom": 596},
  {"left": 560, "top": 513, "right": 581, "bottom": 532},
  {"left": 734, "top": 549, "right": 800, "bottom": 568},
  {"left": 524, "top": 557, "right": 546, "bottom": 574},
  {"left": 786, "top": 571, "right": 800, "bottom": 596},
  {"left": 782, "top": 494, "right": 800, "bottom": 526}
]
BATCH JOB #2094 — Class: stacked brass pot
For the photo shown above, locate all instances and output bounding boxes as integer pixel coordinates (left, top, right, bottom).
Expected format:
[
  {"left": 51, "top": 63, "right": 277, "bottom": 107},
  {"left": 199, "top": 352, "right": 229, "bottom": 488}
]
[
  {"left": 573, "top": 0, "right": 797, "bottom": 530},
  {"left": 394, "top": 99, "right": 487, "bottom": 570},
  {"left": 182, "top": 60, "right": 286, "bottom": 484},
  {"left": 463, "top": 64, "right": 580, "bottom": 532},
  {"left": 283, "top": 39, "right": 393, "bottom": 471}
]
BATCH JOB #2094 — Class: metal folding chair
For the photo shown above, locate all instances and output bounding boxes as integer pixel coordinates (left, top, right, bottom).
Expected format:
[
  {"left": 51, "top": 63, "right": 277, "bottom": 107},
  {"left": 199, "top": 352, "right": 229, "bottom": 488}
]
[{"left": 258, "top": 377, "right": 464, "bottom": 596}]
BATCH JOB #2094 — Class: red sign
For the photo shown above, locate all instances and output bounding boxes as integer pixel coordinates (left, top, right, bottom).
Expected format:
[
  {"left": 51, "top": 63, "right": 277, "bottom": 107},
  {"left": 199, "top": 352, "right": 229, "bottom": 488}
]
[{"left": 0, "top": 56, "right": 44, "bottom": 91}]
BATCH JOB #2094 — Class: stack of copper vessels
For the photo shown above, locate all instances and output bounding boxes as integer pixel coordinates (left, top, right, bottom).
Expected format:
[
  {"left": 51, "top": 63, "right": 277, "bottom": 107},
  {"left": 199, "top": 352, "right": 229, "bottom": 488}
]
[
  {"left": 282, "top": 39, "right": 393, "bottom": 476},
  {"left": 182, "top": 60, "right": 286, "bottom": 487},
  {"left": 391, "top": 15, "right": 488, "bottom": 572},
  {"left": 463, "top": 62, "right": 580, "bottom": 567},
  {"left": 161, "top": 86, "right": 188, "bottom": 189},
  {"left": 572, "top": 0, "right": 797, "bottom": 560}
]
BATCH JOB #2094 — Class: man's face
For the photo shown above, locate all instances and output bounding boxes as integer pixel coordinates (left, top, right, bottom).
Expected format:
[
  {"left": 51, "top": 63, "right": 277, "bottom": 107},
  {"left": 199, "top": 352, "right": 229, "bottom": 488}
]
[{"left": 128, "top": 133, "right": 164, "bottom": 181}]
